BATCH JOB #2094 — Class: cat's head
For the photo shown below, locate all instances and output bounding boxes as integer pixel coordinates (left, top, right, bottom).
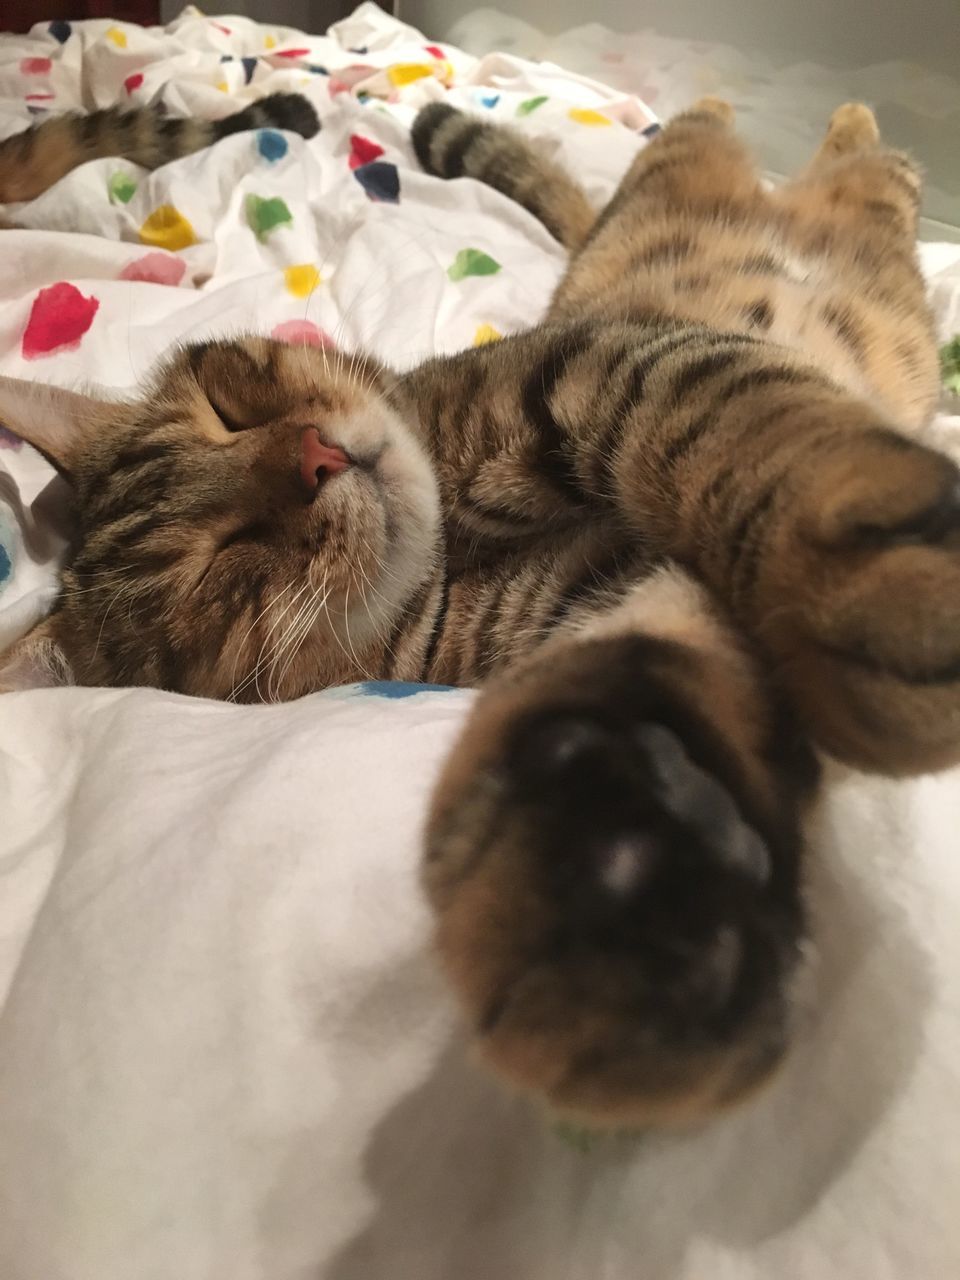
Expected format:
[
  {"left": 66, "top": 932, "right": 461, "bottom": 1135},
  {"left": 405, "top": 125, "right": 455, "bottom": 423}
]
[{"left": 0, "top": 337, "right": 441, "bottom": 699}]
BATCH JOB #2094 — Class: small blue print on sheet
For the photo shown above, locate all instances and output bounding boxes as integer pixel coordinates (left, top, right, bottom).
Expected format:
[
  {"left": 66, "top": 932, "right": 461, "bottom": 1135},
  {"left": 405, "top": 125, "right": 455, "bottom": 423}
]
[{"left": 356, "top": 681, "right": 457, "bottom": 698}]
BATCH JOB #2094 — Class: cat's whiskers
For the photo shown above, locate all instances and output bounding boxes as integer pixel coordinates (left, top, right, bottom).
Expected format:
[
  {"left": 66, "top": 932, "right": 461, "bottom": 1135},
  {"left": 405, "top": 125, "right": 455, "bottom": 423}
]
[
  {"left": 238, "top": 578, "right": 311, "bottom": 703},
  {"left": 270, "top": 568, "right": 332, "bottom": 700},
  {"left": 227, "top": 581, "right": 295, "bottom": 702}
]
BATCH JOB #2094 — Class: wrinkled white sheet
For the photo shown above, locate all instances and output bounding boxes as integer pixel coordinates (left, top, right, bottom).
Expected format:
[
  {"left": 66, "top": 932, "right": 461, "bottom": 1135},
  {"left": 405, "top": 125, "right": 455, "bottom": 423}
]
[{"left": 0, "top": 5, "right": 959, "bottom": 1278}]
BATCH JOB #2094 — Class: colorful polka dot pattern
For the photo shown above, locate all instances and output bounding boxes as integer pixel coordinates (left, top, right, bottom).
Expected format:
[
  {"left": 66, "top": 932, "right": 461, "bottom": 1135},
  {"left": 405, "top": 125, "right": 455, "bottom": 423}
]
[
  {"left": 473, "top": 323, "right": 502, "bottom": 346},
  {"left": 246, "top": 194, "right": 293, "bottom": 241},
  {"left": 140, "top": 206, "right": 197, "bottom": 251},
  {"left": 120, "top": 253, "right": 186, "bottom": 286},
  {"left": 22, "top": 282, "right": 99, "bottom": 360},
  {"left": 109, "top": 172, "right": 137, "bottom": 203},
  {"left": 0, "top": 512, "right": 14, "bottom": 590},
  {"left": 387, "top": 63, "right": 434, "bottom": 87},
  {"left": 353, "top": 162, "right": 400, "bottom": 203},
  {"left": 568, "top": 107, "right": 611, "bottom": 126},
  {"left": 256, "top": 130, "right": 288, "bottom": 162},
  {"left": 348, "top": 134, "right": 384, "bottom": 170},
  {"left": 272, "top": 320, "right": 334, "bottom": 348},
  {"left": 448, "top": 249, "right": 501, "bottom": 282},
  {"left": 283, "top": 264, "right": 321, "bottom": 298}
]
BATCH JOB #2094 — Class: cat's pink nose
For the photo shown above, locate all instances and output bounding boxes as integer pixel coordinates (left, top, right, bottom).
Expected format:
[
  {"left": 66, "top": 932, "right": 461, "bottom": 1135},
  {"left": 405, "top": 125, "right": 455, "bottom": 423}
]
[{"left": 300, "top": 428, "right": 350, "bottom": 496}]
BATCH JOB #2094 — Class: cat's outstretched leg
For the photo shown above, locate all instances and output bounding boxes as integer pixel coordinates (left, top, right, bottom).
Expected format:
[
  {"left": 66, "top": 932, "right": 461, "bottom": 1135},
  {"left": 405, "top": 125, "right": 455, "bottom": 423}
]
[{"left": 425, "top": 566, "right": 816, "bottom": 1128}]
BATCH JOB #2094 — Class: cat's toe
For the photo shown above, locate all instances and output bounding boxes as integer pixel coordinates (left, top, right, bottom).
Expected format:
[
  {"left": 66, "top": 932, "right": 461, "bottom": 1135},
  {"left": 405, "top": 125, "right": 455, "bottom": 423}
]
[{"left": 762, "top": 433, "right": 960, "bottom": 773}]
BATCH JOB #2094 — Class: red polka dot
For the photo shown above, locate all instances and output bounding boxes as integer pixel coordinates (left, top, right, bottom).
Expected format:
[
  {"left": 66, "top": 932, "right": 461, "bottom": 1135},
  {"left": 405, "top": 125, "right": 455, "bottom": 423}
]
[
  {"left": 275, "top": 48, "right": 310, "bottom": 58},
  {"left": 348, "top": 133, "right": 384, "bottom": 170},
  {"left": 22, "top": 283, "right": 99, "bottom": 360},
  {"left": 124, "top": 72, "right": 144, "bottom": 94},
  {"left": 25, "top": 93, "right": 54, "bottom": 102},
  {"left": 424, "top": 45, "right": 445, "bottom": 59},
  {"left": 211, "top": 23, "right": 232, "bottom": 35},
  {"left": 20, "top": 57, "right": 52, "bottom": 74}
]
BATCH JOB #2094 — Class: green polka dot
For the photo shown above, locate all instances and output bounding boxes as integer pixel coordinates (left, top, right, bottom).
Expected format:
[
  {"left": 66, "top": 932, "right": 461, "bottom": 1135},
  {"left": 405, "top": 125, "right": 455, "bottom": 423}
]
[
  {"left": 516, "top": 95, "right": 548, "bottom": 117},
  {"left": 109, "top": 171, "right": 138, "bottom": 204},
  {"left": 447, "top": 248, "right": 501, "bottom": 282},
  {"left": 941, "top": 336, "right": 960, "bottom": 396},
  {"left": 245, "top": 193, "right": 293, "bottom": 242}
]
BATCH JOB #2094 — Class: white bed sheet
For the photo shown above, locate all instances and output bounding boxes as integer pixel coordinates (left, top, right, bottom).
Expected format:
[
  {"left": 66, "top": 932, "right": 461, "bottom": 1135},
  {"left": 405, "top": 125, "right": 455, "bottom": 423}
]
[{"left": 1, "top": 5, "right": 959, "bottom": 1278}]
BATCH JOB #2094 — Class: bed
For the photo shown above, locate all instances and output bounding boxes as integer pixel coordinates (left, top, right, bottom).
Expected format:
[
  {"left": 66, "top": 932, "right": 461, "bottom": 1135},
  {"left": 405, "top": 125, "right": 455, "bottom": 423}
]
[{"left": 1, "top": 5, "right": 959, "bottom": 1276}]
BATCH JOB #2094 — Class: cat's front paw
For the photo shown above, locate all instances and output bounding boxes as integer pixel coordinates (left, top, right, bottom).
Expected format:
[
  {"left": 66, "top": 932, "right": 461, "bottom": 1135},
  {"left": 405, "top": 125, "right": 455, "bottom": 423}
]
[
  {"left": 425, "top": 637, "right": 811, "bottom": 1128},
  {"left": 759, "top": 430, "right": 960, "bottom": 774}
]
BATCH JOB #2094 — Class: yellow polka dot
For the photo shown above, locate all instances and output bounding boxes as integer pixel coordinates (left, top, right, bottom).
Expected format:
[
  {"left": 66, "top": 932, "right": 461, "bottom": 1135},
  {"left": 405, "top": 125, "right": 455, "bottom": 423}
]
[
  {"left": 283, "top": 264, "right": 322, "bottom": 298},
  {"left": 387, "top": 63, "right": 435, "bottom": 87},
  {"left": 139, "top": 205, "right": 197, "bottom": 252},
  {"left": 568, "top": 107, "right": 612, "bottom": 126},
  {"left": 473, "top": 323, "right": 502, "bottom": 346},
  {"left": 264, "top": 34, "right": 277, "bottom": 49},
  {"left": 106, "top": 26, "right": 128, "bottom": 48},
  {"left": 216, "top": 80, "right": 229, "bottom": 92}
]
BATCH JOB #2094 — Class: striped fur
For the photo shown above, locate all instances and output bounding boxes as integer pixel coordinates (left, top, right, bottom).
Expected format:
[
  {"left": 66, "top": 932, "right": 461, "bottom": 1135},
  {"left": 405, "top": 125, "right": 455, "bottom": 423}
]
[
  {"left": 0, "top": 93, "right": 319, "bottom": 203},
  {"left": 2, "top": 100, "right": 959, "bottom": 1128}
]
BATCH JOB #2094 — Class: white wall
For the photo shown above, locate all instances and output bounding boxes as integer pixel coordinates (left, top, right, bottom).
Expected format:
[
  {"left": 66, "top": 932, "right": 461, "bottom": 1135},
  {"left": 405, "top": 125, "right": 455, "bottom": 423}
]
[{"left": 399, "top": 0, "right": 959, "bottom": 78}]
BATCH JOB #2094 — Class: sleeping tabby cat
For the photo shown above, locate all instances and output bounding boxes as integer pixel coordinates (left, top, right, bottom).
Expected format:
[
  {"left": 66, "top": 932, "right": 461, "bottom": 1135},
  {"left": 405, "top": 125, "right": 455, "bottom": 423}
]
[{"left": 2, "top": 99, "right": 959, "bottom": 1128}]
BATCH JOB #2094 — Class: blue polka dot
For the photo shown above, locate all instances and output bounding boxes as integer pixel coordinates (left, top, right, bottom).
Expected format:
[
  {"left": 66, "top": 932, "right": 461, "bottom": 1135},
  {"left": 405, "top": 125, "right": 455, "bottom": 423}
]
[
  {"left": 240, "top": 56, "right": 258, "bottom": 85},
  {"left": 48, "top": 19, "right": 71, "bottom": 43},
  {"left": 348, "top": 45, "right": 368, "bottom": 55},
  {"left": 357, "top": 681, "right": 456, "bottom": 698},
  {"left": 353, "top": 161, "right": 400, "bottom": 203},
  {"left": 480, "top": 93, "right": 500, "bottom": 109},
  {"left": 257, "top": 129, "right": 288, "bottom": 162},
  {"left": 220, "top": 54, "right": 233, "bottom": 63},
  {"left": 0, "top": 510, "right": 16, "bottom": 590},
  {"left": 642, "top": 122, "right": 662, "bottom": 138}
]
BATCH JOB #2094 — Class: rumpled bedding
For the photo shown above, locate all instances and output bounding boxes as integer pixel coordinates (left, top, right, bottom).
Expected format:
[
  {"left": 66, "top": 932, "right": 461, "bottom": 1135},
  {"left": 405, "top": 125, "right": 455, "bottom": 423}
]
[{"left": 0, "top": 5, "right": 959, "bottom": 1278}]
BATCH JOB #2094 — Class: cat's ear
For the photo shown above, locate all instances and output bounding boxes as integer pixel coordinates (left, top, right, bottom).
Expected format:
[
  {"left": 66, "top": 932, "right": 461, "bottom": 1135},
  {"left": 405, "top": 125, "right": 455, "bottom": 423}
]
[
  {"left": 0, "top": 615, "right": 73, "bottom": 694},
  {"left": 0, "top": 375, "right": 129, "bottom": 479}
]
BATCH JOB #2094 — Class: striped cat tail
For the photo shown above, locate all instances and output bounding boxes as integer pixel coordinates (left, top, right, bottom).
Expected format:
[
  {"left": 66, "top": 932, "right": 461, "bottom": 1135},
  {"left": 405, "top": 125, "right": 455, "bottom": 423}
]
[
  {"left": 411, "top": 102, "right": 595, "bottom": 250},
  {"left": 0, "top": 93, "right": 319, "bottom": 204}
]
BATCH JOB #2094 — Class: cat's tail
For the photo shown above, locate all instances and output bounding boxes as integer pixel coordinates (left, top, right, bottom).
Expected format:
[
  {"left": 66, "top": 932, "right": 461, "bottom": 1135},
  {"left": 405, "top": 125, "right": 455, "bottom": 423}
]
[
  {"left": 0, "top": 92, "right": 319, "bottom": 205},
  {"left": 411, "top": 102, "right": 595, "bottom": 251}
]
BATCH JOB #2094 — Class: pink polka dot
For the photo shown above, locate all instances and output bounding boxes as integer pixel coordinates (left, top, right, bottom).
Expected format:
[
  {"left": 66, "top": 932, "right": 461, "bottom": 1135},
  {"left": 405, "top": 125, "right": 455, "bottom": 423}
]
[
  {"left": 25, "top": 93, "right": 54, "bottom": 102},
  {"left": 271, "top": 320, "right": 334, "bottom": 349},
  {"left": 22, "top": 282, "right": 99, "bottom": 360},
  {"left": 124, "top": 72, "right": 144, "bottom": 94},
  {"left": 119, "top": 253, "right": 186, "bottom": 286},
  {"left": 20, "top": 57, "right": 52, "bottom": 75}
]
